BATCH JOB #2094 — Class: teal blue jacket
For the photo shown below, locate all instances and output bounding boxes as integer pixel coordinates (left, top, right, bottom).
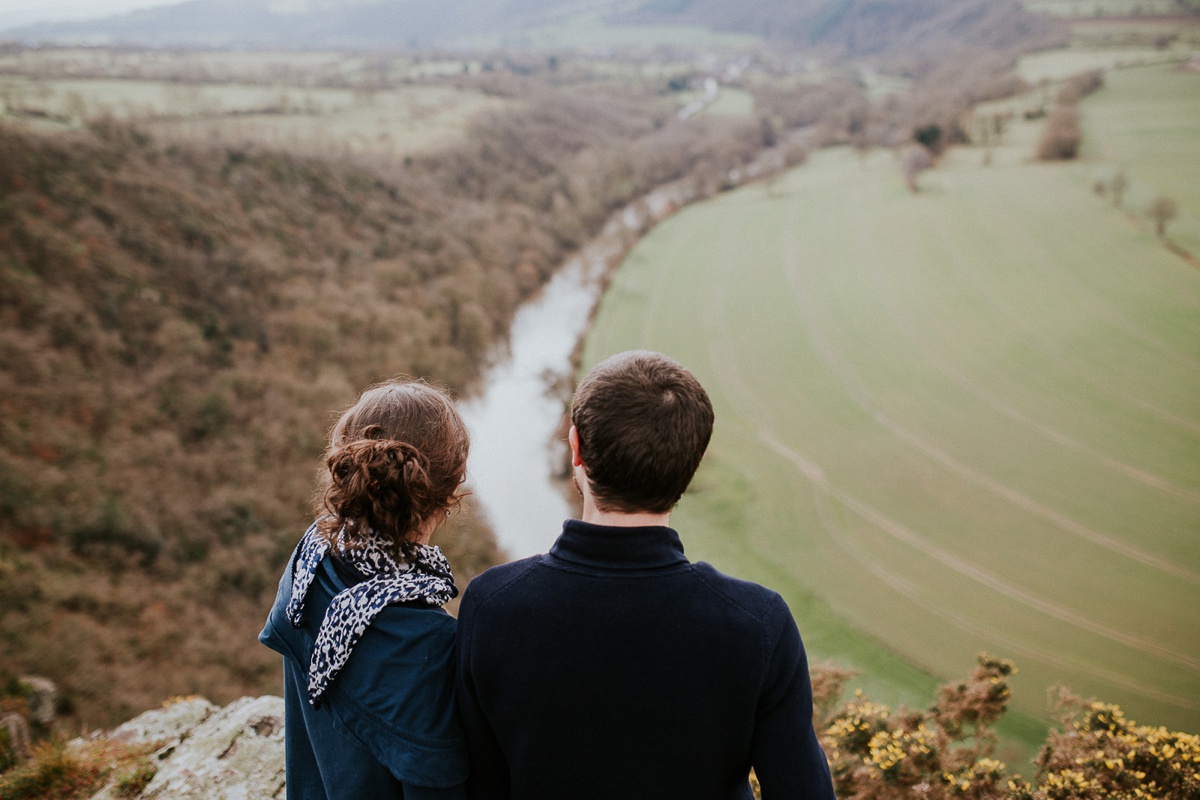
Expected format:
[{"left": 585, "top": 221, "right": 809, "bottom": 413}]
[{"left": 260, "top": 542, "right": 467, "bottom": 800}]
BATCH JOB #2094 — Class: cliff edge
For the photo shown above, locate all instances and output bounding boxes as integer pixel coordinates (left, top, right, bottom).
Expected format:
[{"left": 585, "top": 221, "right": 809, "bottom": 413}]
[{"left": 78, "top": 696, "right": 284, "bottom": 800}]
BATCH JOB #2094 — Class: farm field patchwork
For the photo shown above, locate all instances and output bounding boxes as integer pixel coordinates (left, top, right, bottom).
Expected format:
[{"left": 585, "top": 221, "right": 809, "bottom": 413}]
[
  {"left": 580, "top": 142, "right": 1200, "bottom": 745},
  {"left": 0, "top": 48, "right": 520, "bottom": 158}
]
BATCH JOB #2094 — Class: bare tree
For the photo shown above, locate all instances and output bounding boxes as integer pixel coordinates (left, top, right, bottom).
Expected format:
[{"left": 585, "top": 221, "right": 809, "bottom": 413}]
[
  {"left": 1111, "top": 168, "right": 1128, "bottom": 209},
  {"left": 1149, "top": 196, "right": 1178, "bottom": 237},
  {"left": 900, "top": 144, "right": 933, "bottom": 192},
  {"left": 1036, "top": 105, "right": 1081, "bottom": 160}
]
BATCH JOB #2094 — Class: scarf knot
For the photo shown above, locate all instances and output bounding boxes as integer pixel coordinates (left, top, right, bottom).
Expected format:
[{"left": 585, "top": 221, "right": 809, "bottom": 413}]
[{"left": 286, "top": 522, "right": 458, "bottom": 706}]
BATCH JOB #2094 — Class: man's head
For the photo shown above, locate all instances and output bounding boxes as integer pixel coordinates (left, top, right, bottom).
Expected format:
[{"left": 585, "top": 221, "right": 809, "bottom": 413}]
[{"left": 570, "top": 350, "right": 714, "bottom": 514}]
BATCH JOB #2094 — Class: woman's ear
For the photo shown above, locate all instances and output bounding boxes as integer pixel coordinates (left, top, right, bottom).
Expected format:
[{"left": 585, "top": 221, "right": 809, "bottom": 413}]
[{"left": 568, "top": 425, "right": 583, "bottom": 468}]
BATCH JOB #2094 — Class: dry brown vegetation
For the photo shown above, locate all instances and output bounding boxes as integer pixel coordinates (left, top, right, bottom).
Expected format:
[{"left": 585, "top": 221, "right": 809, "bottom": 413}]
[{"left": 0, "top": 79, "right": 770, "bottom": 728}]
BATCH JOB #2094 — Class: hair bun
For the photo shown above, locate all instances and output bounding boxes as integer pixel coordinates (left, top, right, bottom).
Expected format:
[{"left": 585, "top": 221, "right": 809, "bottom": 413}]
[
  {"left": 323, "top": 437, "right": 437, "bottom": 549},
  {"left": 316, "top": 380, "right": 470, "bottom": 558}
]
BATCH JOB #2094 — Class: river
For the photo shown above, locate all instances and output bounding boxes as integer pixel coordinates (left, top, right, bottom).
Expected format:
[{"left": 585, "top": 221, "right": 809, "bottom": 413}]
[
  {"left": 459, "top": 143, "right": 795, "bottom": 560},
  {"left": 457, "top": 254, "right": 594, "bottom": 560},
  {"left": 459, "top": 193, "right": 688, "bottom": 560}
]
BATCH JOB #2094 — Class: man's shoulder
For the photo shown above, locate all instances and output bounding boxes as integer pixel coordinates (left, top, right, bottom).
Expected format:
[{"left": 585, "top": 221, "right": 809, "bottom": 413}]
[
  {"left": 689, "top": 561, "right": 791, "bottom": 621},
  {"left": 462, "top": 555, "right": 543, "bottom": 604}
]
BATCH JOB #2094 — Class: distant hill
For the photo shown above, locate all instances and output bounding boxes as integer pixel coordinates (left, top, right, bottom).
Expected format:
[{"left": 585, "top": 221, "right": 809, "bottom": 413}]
[
  {"left": 618, "top": 0, "right": 1068, "bottom": 59},
  {"left": 4, "top": 0, "right": 1065, "bottom": 55},
  {"left": 2, "top": 0, "right": 611, "bottom": 49}
]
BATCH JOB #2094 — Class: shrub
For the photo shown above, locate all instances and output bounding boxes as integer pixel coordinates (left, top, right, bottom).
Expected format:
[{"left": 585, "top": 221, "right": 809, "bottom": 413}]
[
  {"left": 821, "top": 654, "right": 1017, "bottom": 800},
  {"left": 1149, "top": 196, "right": 1178, "bottom": 237},
  {"left": 0, "top": 740, "right": 102, "bottom": 800},
  {"left": 1012, "top": 692, "right": 1200, "bottom": 800},
  {"left": 1036, "top": 106, "right": 1081, "bottom": 160},
  {"left": 0, "top": 738, "right": 156, "bottom": 800},
  {"left": 753, "top": 657, "right": 1200, "bottom": 800}
]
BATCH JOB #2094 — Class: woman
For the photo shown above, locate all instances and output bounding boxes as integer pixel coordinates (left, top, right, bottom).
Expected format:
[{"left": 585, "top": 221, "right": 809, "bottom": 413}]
[{"left": 260, "top": 380, "right": 470, "bottom": 800}]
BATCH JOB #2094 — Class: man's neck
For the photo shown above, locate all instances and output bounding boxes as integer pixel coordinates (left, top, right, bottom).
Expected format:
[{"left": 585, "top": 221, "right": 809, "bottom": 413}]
[
  {"left": 573, "top": 455, "right": 671, "bottom": 528},
  {"left": 580, "top": 497, "right": 670, "bottom": 528}
]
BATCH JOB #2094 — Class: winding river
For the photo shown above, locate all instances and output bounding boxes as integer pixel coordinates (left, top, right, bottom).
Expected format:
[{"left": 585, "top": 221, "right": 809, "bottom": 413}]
[
  {"left": 457, "top": 255, "right": 594, "bottom": 560},
  {"left": 459, "top": 136, "right": 795, "bottom": 560}
]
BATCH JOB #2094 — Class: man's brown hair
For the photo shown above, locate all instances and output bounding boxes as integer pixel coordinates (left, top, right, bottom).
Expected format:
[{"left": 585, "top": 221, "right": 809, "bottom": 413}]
[{"left": 571, "top": 350, "right": 713, "bottom": 514}]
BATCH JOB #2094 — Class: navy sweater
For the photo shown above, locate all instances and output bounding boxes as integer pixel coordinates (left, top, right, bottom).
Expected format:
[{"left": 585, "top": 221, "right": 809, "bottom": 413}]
[{"left": 455, "top": 520, "right": 835, "bottom": 800}]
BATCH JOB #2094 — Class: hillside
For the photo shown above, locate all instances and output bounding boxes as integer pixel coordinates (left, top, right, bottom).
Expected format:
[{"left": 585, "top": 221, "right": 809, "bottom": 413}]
[
  {"left": 620, "top": 0, "right": 1069, "bottom": 61},
  {"left": 0, "top": 77, "right": 772, "bottom": 726},
  {"left": 3, "top": 0, "right": 1067, "bottom": 56}
]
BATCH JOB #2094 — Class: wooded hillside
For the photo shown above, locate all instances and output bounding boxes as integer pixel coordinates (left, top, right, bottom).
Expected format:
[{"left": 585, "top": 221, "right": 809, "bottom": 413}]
[
  {"left": 0, "top": 82, "right": 768, "bottom": 726},
  {"left": 618, "top": 0, "right": 1068, "bottom": 62}
]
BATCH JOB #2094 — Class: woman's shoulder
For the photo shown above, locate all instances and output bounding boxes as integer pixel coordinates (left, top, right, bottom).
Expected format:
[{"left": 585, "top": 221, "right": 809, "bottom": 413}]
[
  {"left": 371, "top": 603, "right": 457, "bottom": 641},
  {"left": 352, "top": 604, "right": 457, "bottom": 672}
]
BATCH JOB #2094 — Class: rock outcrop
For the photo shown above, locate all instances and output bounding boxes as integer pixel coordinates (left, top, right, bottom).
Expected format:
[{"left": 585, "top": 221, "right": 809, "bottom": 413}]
[{"left": 79, "top": 696, "right": 285, "bottom": 800}]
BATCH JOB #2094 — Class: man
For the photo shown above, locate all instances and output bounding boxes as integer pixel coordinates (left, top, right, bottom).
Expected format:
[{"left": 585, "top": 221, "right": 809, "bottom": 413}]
[{"left": 455, "top": 350, "right": 835, "bottom": 800}]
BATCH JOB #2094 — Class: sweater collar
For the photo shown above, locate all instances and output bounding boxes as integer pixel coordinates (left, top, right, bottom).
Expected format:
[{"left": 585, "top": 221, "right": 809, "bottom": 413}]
[{"left": 548, "top": 519, "right": 689, "bottom": 570}]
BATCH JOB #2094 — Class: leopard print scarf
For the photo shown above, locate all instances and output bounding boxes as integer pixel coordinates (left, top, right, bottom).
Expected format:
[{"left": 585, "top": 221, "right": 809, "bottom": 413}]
[{"left": 286, "top": 522, "right": 458, "bottom": 706}]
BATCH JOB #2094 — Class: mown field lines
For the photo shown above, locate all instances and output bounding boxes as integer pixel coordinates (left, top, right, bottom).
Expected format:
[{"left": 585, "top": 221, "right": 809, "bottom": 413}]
[{"left": 580, "top": 146, "right": 1200, "bottom": 738}]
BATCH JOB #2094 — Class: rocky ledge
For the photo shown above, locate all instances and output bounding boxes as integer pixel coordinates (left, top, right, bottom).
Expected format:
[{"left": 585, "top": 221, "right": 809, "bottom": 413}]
[{"left": 78, "top": 696, "right": 284, "bottom": 799}]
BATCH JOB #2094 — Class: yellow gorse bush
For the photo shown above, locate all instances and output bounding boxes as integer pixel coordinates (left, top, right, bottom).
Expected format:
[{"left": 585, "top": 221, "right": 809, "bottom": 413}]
[{"left": 806, "top": 655, "right": 1199, "bottom": 800}]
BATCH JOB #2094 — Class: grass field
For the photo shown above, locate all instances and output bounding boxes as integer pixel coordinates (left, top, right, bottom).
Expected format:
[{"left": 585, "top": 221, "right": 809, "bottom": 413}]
[
  {"left": 1017, "top": 46, "right": 1185, "bottom": 82},
  {"left": 699, "top": 87, "right": 755, "bottom": 117},
  {"left": 0, "top": 73, "right": 507, "bottom": 158},
  {"left": 580, "top": 124, "right": 1200, "bottom": 748},
  {"left": 1081, "top": 62, "right": 1200, "bottom": 254}
]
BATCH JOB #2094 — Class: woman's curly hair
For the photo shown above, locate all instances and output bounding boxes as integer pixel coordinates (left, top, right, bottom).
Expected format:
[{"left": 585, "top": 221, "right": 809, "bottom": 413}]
[{"left": 316, "top": 381, "right": 469, "bottom": 560}]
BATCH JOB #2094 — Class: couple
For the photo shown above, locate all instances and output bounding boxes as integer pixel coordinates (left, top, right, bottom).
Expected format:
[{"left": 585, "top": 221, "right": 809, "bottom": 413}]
[{"left": 260, "top": 350, "right": 836, "bottom": 800}]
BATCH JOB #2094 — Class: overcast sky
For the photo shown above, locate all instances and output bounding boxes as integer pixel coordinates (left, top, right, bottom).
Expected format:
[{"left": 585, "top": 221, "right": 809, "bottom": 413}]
[{"left": 0, "top": 0, "right": 180, "bottom": 30}]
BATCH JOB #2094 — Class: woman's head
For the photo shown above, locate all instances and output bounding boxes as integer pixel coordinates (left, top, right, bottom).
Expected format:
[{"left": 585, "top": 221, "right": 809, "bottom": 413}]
[{"left": 317, "top": 380, "right": 469, "bottom": 556}]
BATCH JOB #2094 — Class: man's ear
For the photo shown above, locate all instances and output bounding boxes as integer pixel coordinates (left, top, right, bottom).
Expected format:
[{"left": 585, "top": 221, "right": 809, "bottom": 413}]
[{"left": 568, "top": 425, "right": 583, "bottom": 468}]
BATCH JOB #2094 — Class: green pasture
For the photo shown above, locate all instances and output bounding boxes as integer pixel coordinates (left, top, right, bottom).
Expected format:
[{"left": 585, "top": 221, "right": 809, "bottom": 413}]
[
  {"left": 1069, "top": 17, "right": 1200, "bottom": 49},
  {"left": 1080, "top": 62, "right": 1200, "bottom": 254},
  {"left": 0, "top": 76, "right": 506, "bottom": 158},
  {"left": 1017, "top": 47, "right": 1184, "bottom": 83},
  {"left": 580, "top": 143, "right": 1200, "bottom": 747},
  {"left": 699, "top": 87, "right": 754, "bottom": 117}
]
